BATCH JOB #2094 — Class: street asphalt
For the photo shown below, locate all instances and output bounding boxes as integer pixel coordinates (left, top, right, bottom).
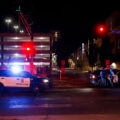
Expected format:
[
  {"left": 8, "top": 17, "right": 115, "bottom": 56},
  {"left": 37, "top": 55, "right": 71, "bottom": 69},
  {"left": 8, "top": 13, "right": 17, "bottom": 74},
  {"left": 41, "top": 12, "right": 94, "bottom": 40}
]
[
  {"left": 0, "top": 70, "right": 120, "bottom": 120},
  {"left": 0, "top": 88, "right": 120, "bottom": 120}
]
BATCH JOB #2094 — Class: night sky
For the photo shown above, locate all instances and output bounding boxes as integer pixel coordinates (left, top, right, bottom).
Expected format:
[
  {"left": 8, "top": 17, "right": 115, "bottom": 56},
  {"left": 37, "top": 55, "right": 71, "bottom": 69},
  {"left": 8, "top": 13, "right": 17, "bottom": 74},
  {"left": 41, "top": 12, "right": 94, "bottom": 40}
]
[{"left": 0, "top": 1, "right": 120, "bottom": 59}]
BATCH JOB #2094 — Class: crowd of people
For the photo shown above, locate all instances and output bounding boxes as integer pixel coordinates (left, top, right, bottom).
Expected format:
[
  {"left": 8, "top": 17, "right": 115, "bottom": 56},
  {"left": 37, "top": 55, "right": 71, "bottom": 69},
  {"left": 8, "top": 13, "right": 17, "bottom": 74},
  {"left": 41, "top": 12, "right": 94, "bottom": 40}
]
[{"left": 99, "top": 67, "right": 115, "bottom": 87}]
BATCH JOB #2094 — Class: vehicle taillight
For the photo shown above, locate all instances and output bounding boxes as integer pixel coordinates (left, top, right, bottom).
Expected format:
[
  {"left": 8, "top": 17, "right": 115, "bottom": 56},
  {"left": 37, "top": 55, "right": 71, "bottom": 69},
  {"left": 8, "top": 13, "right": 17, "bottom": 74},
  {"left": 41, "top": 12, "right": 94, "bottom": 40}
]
[{"left": 92, "top": 75, "right": 96, "bottom": 79}]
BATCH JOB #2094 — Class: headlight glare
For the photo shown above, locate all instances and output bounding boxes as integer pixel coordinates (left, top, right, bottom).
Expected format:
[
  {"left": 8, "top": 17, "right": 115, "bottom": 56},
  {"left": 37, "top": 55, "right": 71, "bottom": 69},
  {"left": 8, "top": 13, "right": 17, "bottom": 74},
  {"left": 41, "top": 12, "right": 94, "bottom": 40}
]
[{"left": 43, "top": 79, "right": 49, "bottom": 83}]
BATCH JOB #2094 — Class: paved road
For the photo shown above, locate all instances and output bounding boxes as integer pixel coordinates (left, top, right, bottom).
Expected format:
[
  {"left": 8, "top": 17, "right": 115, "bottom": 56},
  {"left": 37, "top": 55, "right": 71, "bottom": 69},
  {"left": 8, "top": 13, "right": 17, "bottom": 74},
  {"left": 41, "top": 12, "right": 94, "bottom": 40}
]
[
  {"left": 0, "top": 88, "right": 120, "bottom": 120},
  {"left": 0, "top": 70, "right": 120, "bottom": 120}
]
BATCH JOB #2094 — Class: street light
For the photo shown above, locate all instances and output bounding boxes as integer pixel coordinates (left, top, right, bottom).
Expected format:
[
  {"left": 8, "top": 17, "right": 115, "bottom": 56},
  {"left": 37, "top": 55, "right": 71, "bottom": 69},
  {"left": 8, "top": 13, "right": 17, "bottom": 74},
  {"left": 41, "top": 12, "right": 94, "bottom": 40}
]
[
  {"left": 13, "top": 25, "right": 19, "bottom": 32},
  {"left": 5, "top": 18, "right": 12, "bottom": 32},
  {"left": 20, "top": 30, "right": 24, "bottom": 33},
  {"left": 5, "top": 18, "right": 12, "bottom": 25}
]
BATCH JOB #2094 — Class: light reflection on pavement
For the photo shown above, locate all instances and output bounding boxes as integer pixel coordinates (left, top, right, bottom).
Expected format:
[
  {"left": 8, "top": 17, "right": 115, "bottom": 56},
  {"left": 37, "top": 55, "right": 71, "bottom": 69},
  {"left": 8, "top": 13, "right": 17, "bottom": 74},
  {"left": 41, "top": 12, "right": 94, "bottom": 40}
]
[{"left": 0, "top": 88, "right": 120, "bottom": 119}]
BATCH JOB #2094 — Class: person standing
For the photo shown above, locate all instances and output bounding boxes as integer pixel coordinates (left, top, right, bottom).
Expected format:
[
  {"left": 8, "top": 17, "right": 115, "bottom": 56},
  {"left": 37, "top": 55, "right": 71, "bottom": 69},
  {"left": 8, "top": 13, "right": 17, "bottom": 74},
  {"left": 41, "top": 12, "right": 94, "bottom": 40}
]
[
  {"left": 99, "top": 67, "right": 107, "bottom": 87},
  {"left": 109, "top": 67, "right": 114, "bottom": 87}
]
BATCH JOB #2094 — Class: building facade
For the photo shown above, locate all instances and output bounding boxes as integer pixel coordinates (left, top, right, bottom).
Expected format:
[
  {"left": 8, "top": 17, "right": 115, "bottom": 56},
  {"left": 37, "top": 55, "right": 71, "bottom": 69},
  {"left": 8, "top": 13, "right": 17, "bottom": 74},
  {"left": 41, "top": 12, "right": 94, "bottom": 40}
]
[
  {"left": 0, "top": 33, "right": 52, "bottom": 74},
  {"left": 105, "top": 11, "right": 120, "bottom": 66},
  {"left": 106, "top": 11, "right": 120, "bottom": 55}
]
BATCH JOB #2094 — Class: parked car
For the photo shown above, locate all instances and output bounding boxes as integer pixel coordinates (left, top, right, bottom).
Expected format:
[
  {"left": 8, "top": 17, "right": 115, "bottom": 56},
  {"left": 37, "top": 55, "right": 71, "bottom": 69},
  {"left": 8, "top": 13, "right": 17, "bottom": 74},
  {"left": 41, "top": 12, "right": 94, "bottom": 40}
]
[
  {"left": 90, "top": 69, "right": 120, "bottom": 87},
  {"left": 0, "top": 70, "right": 52, "bottom": 95}
]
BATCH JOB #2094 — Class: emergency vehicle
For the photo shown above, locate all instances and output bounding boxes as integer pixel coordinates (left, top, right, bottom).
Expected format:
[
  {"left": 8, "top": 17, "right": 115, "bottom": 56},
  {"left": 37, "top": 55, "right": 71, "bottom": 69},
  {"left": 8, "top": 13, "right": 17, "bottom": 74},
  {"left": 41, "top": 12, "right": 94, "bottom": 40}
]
[
  {"left": 0, "top": 7, "right": 53, "bottom": 94},
  {"left": 0, "top": 68, "right": 50, "bottom": 95}
]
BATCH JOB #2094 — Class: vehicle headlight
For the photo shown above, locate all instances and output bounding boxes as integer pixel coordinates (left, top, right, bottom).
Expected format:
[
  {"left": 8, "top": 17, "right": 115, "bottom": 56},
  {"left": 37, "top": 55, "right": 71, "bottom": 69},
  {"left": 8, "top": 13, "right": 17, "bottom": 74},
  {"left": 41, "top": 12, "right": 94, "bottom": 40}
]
[
  {"left": 43, "top": 79, "right": 49, "bottom": 83},
  {"left": 91, "top": 75, "right": 96, "bottom": 79}
]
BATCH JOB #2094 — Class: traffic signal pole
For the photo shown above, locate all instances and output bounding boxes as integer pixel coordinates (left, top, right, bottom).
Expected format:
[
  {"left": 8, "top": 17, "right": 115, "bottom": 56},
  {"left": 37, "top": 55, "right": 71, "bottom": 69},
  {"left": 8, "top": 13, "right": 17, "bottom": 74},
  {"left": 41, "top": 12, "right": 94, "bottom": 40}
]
[
  {"left": 30, "top": 35, "right": 34, "bottom": 74},
  {"left": 16, "top": 6, "right": 31, "bottom": 35},
  {"left": 16, "top": 6, "right": 34, "bottom": 74}
]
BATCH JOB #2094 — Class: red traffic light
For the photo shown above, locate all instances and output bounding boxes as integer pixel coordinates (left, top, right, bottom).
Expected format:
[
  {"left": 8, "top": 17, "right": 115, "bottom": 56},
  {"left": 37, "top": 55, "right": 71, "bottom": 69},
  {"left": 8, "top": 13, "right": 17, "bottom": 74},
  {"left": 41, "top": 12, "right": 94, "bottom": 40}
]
[
  {"left": 25, "top": 46, "right": 33, "bottom": 54},
  {"left": 98, "top": 26, "right": 105, "bottom": 32},
  {"left": 26, "top": 47, "right": 30, "bottom": 51},
  {"left": 96, "top": 25, "right": 107, "bottom": 35},
  {"left": 99, "top": 27, "right": 104, "bottom": 32},
  {"left": 22, "top": 42, "right": 35, "bottom": 54}
]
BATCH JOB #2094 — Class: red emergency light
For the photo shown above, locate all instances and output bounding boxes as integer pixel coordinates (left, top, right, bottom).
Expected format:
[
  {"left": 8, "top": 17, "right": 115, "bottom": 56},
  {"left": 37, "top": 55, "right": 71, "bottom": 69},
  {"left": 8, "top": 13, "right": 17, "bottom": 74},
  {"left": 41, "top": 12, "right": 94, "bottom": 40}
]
[{"left": 24, "top": 57, "right": 29, "bottom": 62}]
